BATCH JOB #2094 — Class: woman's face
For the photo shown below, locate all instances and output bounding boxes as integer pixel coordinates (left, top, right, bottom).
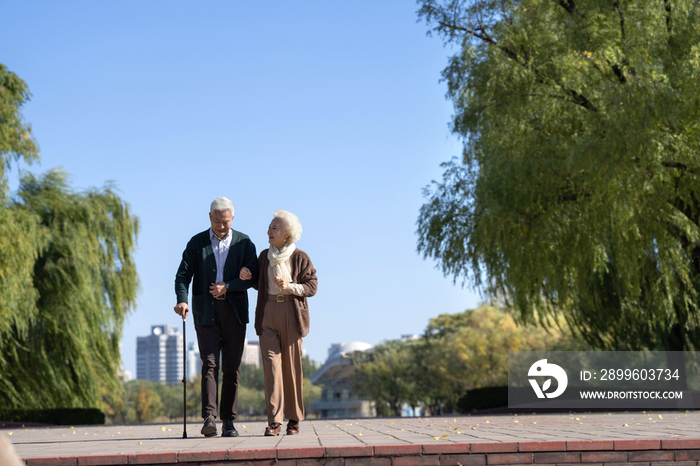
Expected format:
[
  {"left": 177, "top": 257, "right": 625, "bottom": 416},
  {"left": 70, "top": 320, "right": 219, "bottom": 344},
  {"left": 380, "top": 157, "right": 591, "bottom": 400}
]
[{"left": 268, "top": 218, "right": 290, "bottom": 248}]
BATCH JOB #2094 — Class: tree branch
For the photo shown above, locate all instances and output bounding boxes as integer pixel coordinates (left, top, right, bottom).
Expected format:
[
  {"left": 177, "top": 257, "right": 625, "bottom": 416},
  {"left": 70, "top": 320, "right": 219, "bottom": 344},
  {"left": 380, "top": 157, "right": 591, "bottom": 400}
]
[
  {"left": 613, "top": 1, "right": 625, "bottom": 40},
  {"left": 567, "top": 89, "right": 598, "bottom": 112},
  {"left": 438, "top": 21, "right": 494, "bottom": 44},
  {"left": 663, "top": 161, "right": 689, "bottom": 170},
  {"left": 439, "top": 21, "right": 598, "bottom": 112},
  {"left": 611, "top": 64, "right": 627, "bottom": 84},
  {"left": 662, "top": 161, "right": 700, "bottom": 174},
  {"left": 559, "top": 0, "right": 575, "bottom": 14},
  {"left": 437, "top": 21, "right": 521, "bottom": 62}
]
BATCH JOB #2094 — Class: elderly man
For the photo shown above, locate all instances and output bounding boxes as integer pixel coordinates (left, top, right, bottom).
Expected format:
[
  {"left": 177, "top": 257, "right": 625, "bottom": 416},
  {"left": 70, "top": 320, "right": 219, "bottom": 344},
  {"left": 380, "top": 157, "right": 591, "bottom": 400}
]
[{"left": 174, "top": 197, "right": 259, "bottom": 438}]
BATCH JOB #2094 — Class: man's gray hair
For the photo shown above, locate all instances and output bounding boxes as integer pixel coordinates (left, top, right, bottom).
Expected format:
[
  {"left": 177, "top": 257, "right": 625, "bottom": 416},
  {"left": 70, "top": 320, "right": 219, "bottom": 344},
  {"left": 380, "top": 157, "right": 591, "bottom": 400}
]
[
  {"left": 273, "top": 209, "right": 302, "bottom": 244},
  {"left": 210, "top": 197, "right": 235, "bottom": 215}
]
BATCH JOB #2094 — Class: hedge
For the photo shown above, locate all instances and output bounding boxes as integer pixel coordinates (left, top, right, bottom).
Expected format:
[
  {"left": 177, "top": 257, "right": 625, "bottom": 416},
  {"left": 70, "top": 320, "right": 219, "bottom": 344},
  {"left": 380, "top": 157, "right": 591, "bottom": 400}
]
[{"left": 0, "top": 408, "right": 105, "bottom": 425}]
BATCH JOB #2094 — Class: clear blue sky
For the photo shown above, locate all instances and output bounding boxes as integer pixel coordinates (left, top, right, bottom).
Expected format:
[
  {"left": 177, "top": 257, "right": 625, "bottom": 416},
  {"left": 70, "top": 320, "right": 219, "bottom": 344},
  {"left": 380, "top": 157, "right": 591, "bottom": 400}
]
[{"left": 1, "top": 1, "right": 481, "bottom": 376}]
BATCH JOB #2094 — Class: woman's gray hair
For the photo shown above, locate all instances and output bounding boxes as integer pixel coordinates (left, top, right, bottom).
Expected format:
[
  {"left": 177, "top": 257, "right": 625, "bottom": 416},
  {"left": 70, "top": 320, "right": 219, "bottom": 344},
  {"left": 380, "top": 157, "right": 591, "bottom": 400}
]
[
  {"left": 273, "top": 209, "right": 302, "bottom": 244},
  {"left": 210, "top": 197, "right": 235, "bottom": 215}
]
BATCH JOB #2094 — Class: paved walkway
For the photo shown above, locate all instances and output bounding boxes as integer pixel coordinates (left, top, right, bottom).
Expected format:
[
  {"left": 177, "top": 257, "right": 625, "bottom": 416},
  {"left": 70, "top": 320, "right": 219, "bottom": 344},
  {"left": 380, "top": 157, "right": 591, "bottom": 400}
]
[{"left": 4, "top": 411, "right": 700, "bottom": 465}]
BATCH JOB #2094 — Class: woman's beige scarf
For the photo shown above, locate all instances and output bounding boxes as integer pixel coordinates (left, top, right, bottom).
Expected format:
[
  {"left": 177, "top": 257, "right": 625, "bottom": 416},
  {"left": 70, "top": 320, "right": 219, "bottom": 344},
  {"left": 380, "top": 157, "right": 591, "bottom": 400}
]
[{"left": 268, "top": 243, "right": 296, "bottom": 289}]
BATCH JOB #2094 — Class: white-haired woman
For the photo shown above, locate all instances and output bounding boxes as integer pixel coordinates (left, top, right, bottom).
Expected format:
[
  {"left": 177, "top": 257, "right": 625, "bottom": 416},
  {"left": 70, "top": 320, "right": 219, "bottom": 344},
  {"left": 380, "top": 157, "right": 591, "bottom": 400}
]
[{"left": 239, "top": 209, "right": 317, "bottom": 436}]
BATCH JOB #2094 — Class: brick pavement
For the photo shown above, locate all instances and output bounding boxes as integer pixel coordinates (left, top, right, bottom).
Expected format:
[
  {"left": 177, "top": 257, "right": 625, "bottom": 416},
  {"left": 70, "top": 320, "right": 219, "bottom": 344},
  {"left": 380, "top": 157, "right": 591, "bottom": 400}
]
[{"left": 3, "top": 411, "right": 700, "bottom": 465}]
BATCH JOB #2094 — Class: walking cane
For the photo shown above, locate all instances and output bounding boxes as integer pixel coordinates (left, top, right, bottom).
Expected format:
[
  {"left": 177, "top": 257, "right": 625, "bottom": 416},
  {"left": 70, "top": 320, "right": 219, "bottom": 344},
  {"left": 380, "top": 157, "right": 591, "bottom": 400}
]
[{"left": 182, "top": 316, "right": 188, "bottom": 439}]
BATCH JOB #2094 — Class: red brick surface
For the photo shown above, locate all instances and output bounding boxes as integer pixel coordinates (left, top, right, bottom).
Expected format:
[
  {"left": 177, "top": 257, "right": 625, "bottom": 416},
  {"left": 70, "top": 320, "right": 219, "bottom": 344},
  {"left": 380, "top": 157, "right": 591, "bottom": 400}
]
[
  {"left": 345, "top": 457, "right": 392, "bottom": 466},
  {"left": 422, "top": 442, "right": 471, "bottom": 455},
  {"left": 177, "top": 449, "right": 228, "bottom": 462},
  {"left": 440, "top": 453, "right": 487, "bottom": 466},
  {"left": 245, "top": 459, "right": 280, "bottom": 466},
  {"left": 674, "top": 450, "right": 700, "bottom": 461},
  {"left": 126, "top": 452, "right": 178, "bottom": 464},
  {"left": 604, "top": 463, "right": 647, "bottom": 466},
  {"left": 12, "top": 414, "right": 700, "bottom": 465},
  {"left": 522, "top": 442, "right": 568, "bottom": 452},
  {"left": 472, "top": 442, "right": 519, "bottom": 453},
  {"left": 534, "top": 451, "right": 582, "bottom": 463},
  {"left": 392, "top": 454, "right": 441, "bottom": 466},
  {"left": 25, "top": 458, "right": 77, "bottom": 466},
  {"left": 76, "top": 454, "right": 128, "bottom": 465},
  {"left": 487, "top": 452, "right": 534, "bottom": 464},
  {"left": 228, "top": 448, "right": 277, "bottom": 460},
  {"left": 374, "top": 444, "right": 423, "bottom": 456},
  {"left": 580, "top": 451, "right": 628, "bottom": 463},
  {"left": 628, "top": 451, "right": 675, "bottom": 462},
  {"left": 663, "top": 440, "right": 700, "bottom": 450},
  {"left": 297, "top": 458, "right": 344, "bottom": 466},
  {"left": 324, "top": 445, "right": 374, "bottom": 457},
  {"left": 567, "top": 441, "right": 615, "bottom": 451},
  {"left": 650, "top": 462, "right": 698, "bottom": 466},
  {"left": 267, "top": 460, "right": 296, "bottom": 466},
  {"left": 277, "top": 446, "right": 326, "bottom": 459},
  {"left": 615, "top": 440, "right": 662, "bottom": 451}
]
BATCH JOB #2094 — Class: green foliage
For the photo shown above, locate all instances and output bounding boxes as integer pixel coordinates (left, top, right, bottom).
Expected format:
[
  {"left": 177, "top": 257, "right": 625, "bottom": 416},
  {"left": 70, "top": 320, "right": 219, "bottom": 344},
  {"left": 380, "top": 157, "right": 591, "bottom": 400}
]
[
  {"left": 0, "top": 63, "right": 38, "bottom": 194},
  {"left": 353, "top": 340, "right": 421, "bottom": 416},
  {"left": 238, "top": 364, "right": 267, "bottom": 416},
  {"left": 240, "top": 363, "right": 265, "bottom": 392},
  {"left": 417, "top": 0, "right": 700, "bottom": 351},
  {"left": 237, "top": 385, "right": 267, "bottom": 416},
  {"left": 0, "top": 64, "right": 139, "bottom": 409},
  {"left": 106, "top": 379, "right": 200, "bottom": 424},
  {"left": 353, "top": 305, "right": 585, "bottom": 414},
  {"left": 103, "top": 364, "right": 322, "bottom": 423},
  {"left": 0, "top": 408, "right": 105, "bottom": 425},
  {"left": 302, "top": 355, "right": 319, "bottom": 378},
  {"left": 303, "top": 376, "right": 322, "bottom": 409},
  {"left": 456, "top": 386, "right": 508, "bottom": 412}
]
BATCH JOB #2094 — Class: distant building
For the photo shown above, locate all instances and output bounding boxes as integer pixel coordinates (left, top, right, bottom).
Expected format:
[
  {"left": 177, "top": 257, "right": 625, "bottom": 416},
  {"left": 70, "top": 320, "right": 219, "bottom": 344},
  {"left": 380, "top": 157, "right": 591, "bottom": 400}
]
[
  {"left": 136, "top": 325, "right": 183, "bottom": 385},
  {"left": 241, "top": 339, "right": 262, "bottom": 367},
  {"left": 186, "top": 342, "right": 202, "bottom": 381},
  {"left": 308, "top": 342, "right": 375, "bottom": 418}
]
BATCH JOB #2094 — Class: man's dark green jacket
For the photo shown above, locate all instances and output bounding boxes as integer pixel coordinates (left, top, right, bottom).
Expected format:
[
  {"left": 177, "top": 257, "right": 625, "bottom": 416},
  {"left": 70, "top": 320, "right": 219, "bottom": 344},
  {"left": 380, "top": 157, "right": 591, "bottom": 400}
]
[{"left": 175, "top": 229, "right": 259, "bottom": 326}]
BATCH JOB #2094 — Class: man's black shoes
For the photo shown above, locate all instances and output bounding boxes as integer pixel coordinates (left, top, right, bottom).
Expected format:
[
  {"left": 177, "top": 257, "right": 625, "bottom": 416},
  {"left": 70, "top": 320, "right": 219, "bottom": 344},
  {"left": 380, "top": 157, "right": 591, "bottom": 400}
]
[
  {"left": 201, "top": 415, "right": 217, "bottom": 437},
  {"left": 222, "top": 420, "right": 239, "bottom": 437},
  {"left": 200, "top": 416, "right": 238, "bottom": 437}
]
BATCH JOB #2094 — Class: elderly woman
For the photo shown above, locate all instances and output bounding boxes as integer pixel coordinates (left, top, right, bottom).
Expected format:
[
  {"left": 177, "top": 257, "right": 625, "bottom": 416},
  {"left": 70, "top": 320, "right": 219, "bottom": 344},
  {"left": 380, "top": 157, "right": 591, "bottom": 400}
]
[{"left": 240, "top": 209, "right": 317, "bottom": 436}]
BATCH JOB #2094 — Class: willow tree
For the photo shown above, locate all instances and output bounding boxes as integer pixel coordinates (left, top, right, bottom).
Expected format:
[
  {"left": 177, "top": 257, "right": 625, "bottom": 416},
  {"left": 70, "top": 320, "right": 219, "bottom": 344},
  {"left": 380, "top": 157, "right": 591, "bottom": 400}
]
[
  {"left": 416, "top": 0, "right": 700, "bottom": 351},
  {"left": 0, "top": 64, "right": 139, "bottom": 409}
]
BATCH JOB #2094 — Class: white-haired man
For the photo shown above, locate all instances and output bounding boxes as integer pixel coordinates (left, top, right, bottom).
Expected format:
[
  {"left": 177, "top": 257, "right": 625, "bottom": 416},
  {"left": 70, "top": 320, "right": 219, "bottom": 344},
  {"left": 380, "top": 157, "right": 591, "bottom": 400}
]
[{"left": 174, "top": 197, "right": 259, "bottom": 437}]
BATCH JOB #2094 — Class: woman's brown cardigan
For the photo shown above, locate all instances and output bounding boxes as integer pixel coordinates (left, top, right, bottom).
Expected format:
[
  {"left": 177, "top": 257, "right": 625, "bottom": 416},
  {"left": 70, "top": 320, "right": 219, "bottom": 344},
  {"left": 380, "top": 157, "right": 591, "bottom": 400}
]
[{"left": 254, "top": 248, "right": 318, "bottom": 338}]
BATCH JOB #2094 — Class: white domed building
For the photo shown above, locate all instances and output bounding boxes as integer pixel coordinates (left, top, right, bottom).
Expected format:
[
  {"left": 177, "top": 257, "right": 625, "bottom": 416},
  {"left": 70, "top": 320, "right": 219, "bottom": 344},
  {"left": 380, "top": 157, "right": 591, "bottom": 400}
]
[{"left": 308, "top": 342, "right": 375, "bottom": 418}]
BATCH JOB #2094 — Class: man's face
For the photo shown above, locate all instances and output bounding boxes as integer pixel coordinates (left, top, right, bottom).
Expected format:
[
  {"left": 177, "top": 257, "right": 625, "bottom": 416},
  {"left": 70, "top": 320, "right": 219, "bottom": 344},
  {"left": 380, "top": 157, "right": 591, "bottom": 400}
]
[{"left": 209, "top": 209, "right": 233, "bottom": 239}]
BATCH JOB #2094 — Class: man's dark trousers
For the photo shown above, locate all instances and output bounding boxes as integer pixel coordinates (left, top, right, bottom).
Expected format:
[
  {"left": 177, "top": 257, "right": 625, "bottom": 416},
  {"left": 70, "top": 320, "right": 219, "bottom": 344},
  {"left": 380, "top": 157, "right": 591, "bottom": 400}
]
[{"left": 196, "top": 299, "right": 246, "bottom": 420}]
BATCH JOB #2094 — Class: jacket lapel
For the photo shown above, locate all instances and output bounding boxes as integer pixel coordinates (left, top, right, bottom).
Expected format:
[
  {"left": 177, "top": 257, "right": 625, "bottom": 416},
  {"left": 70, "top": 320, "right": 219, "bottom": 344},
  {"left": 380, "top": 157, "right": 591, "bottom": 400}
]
[
  {"left": 223, "top": 230, "right": 239, "bottom": 272},
  {"left": 202, "top": 231, "right": 216, "bottom": 283}
]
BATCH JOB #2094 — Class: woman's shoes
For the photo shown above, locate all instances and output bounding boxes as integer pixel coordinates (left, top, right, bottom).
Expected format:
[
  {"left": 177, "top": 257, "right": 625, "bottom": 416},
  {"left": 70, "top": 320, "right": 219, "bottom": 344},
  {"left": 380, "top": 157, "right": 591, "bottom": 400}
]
[
  {"left": 286, "top": 420, "right": 300, "bottom": 435},
  {"left": 264, "top": 422, "right": 282, "bottom": 436},
  {"left": 264, "top": 421, "right": 299, "bottom": 436}
]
